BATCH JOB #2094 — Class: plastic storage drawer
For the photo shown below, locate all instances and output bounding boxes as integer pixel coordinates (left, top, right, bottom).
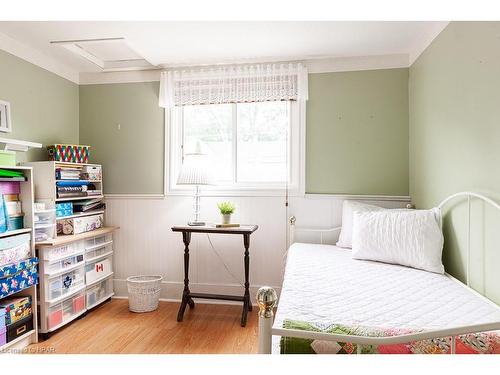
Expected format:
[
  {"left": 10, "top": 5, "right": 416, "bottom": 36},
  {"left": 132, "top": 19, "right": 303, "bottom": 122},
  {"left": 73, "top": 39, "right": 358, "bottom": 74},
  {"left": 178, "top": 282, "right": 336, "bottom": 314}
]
[
  {"left": 85, "top": 256, "right": 112, "bottom": 284},
  {"left": 35, "top": 224, "right": 56, "bottom": 243},
  {"left": 84, "top": 233, "right": 112, "bottom": 249},
  {"left": 44, "top": 252, "right": 85, "bottom": 275},
  {"left": 42, "top": 242, "right": 84, "bottom": 261},
  {"left": 86, "top": 276, "right": 113, "bottom": 309},
  {"left": 46, "top": 266, "right": 85, "bottom": 302},
  {"left": 47, "top": 291, "right": 86, "bottom": 330},
  {"left": 85, "top": 240, "right": 113, "bottom": 260}
]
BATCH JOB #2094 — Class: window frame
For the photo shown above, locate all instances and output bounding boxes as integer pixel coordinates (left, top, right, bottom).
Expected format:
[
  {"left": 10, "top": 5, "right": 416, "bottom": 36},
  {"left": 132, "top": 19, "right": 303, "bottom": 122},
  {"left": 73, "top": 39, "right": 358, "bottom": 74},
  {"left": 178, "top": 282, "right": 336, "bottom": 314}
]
[{"left": 165, "top": 100, "right": 305, "bottom": 197}]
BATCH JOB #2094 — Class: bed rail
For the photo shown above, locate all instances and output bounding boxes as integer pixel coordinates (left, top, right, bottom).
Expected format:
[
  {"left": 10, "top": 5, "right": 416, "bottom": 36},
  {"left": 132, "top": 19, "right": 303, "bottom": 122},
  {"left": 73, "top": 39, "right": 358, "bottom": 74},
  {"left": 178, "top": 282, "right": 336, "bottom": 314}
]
[{"left": 257, "top": 191, "right": 500, "bottom": 354}]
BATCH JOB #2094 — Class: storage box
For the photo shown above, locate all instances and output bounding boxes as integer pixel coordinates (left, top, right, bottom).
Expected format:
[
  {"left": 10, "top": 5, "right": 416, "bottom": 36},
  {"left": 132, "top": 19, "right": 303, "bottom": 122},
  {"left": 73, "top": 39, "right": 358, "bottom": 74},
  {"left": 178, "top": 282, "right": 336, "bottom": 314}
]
[
  {"left": 8, "top": 215, "right": 24, "bottom": 231},
  {"left": 56, "top": 202, "right": 73, "bottom": 218},
  {"left": 81, "top": 165, "right": 101, "bottom": 181},
  {"left": 0, "top": 296, "right": 32, "bottom": 325},
  {"left": 48, "top": 144, "right": 90, "bottom": 164},
  {"left": 5, "top": 201, "right": 21, "bottom": 216},
  {"left": 6, "top": 314, "right": 33, "bottom": 342},
  {"left": 3, "top": 194, "right": 19, "bottom": 202},
  {"left": 0, "top": 181, "right": 20, "bottom": 195},
  {"left": 0, "top": 233, "right": 30, "bottom": 267},
  {"left": 0, "top": 257, "right": 39, "bottom": 299},
  {"left": 58, "top": 213, "right": 103, "bottom": 235},
  {"left": 0, "top": 150, "right": 16, "bottom": 167}
]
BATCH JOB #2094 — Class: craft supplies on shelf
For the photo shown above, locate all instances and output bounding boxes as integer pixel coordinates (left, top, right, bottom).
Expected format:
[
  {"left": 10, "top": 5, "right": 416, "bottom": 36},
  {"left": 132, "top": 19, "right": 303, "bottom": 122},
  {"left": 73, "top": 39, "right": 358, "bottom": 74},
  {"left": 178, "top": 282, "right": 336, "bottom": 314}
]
[
  {"left": 0, "top": 165, "right": 38, "bottom": 351},
  {"left": 48, "top": 144, "right": 90, "bottom": 164}
]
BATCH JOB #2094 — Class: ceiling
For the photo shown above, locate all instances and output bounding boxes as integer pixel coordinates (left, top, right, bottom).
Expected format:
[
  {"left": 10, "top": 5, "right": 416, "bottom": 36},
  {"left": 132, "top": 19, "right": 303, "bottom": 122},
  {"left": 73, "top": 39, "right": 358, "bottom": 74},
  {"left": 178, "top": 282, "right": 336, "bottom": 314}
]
[{"left": 0, "top": 21, "right": 448, "bottom": 83}]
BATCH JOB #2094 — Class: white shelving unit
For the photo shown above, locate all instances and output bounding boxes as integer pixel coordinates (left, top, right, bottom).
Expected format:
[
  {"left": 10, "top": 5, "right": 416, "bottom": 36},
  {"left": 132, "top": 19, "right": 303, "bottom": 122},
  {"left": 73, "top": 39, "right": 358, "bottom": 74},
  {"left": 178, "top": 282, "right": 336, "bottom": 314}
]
[
  {"left": 0, "top": 165, "right": 38, "bottom": 352},
  {"left": 21, "top": 161, "right": 118, "bottom": 338}
]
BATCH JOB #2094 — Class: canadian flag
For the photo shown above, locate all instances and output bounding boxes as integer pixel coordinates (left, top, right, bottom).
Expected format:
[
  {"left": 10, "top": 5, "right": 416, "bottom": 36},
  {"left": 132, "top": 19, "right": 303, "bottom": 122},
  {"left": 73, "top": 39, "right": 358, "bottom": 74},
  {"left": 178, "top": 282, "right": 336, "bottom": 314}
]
[{"left": 95, "top": 263, "right": 104, "bottom": 272}]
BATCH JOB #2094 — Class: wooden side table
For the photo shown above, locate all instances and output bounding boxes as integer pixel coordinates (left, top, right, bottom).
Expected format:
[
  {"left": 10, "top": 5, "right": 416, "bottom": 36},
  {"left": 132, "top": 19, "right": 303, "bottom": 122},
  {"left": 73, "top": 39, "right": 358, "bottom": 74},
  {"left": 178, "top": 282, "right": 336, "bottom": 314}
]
[{"left": 171, "top": 224, "right": 258, "bottom": 327}]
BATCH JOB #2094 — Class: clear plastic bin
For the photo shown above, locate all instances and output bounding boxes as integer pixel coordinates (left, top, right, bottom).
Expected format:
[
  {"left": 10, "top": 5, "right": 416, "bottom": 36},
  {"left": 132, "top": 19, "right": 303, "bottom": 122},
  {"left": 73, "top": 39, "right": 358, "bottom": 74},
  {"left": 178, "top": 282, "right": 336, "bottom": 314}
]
[
  {"left": 86, "top": 276, "right": 113, "bottom": 309},
  {"left": 34, "top": 209, "right": 56, "bottom": 226},
  {"left": 46, "top": 266, "right": 85, "bottom": 301},
  {"left": 86, "top": 241, "right": 113, "bottom": 261},
  {"left": 35, "top": 224, "right": 56, "bottom": 243},
  {"left": 42, "top": 241, "right": 84, "bottom": 261},
  {"left": 84, "top": 233, "right": 112, "bottom": 249},
  {"left": 47, "top": 291, "right": 86, "bottom": 329},
  {"left": 44, "top": 253, "right": 85, "bottom": 275}
]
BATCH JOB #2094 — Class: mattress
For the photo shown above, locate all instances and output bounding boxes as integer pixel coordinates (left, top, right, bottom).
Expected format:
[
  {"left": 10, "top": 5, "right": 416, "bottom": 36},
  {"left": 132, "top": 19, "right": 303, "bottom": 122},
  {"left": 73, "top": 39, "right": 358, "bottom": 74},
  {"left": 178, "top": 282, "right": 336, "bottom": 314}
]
[{"left": 273, "top": 243, "right": 500, "bottom": 352}]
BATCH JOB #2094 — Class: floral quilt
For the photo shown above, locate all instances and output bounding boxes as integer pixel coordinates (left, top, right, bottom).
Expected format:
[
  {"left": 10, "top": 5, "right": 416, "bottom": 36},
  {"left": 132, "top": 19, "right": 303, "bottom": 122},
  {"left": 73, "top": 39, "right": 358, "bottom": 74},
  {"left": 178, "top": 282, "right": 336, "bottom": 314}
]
[{"left": 280, "top": 319, "right": 500, "bottom": 354}]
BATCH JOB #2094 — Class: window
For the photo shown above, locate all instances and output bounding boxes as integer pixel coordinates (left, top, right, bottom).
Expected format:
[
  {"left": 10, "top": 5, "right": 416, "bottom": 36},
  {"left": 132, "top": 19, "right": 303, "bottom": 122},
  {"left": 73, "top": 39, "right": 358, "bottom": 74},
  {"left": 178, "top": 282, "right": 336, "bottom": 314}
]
[{"left": 167, "top": 100, "right": 304, "bottom": 195}]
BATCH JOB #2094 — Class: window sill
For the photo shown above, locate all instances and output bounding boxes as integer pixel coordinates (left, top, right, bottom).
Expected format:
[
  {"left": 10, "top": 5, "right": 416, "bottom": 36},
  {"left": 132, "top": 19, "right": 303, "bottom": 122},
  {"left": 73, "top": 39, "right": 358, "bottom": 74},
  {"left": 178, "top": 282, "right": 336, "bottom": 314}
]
[{"left": 166, "top": 185, "right": 302, "bottom": 197}]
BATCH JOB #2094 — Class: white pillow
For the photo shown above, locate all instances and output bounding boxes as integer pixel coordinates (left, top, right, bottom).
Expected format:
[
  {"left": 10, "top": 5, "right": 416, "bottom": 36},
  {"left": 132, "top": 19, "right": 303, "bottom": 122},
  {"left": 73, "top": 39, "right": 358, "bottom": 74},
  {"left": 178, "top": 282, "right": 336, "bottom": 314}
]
[
  {"left": 351, "top": 208, "right": 444, "bottom": 274},
  {"left": 336, "top": 201, "right": 384, "bottom": 248}
]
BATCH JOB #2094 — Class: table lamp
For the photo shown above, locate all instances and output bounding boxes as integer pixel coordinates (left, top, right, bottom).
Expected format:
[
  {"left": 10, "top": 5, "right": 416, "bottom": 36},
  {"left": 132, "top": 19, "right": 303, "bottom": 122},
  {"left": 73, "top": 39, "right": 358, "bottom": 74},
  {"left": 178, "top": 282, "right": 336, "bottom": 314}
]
[{"left": 177, "top": 147, "right": 214, "bottom": 226}]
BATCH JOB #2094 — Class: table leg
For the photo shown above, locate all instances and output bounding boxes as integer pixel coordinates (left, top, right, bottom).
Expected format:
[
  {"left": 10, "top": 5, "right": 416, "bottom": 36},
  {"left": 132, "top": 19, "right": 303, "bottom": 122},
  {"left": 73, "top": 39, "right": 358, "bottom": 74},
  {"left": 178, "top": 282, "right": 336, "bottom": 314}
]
[
  {"left": 177, "top": 231, "right": 194, "bottom": 322},
  {"left": 241, "top": 234, "right": 251, "bottom": 327}
]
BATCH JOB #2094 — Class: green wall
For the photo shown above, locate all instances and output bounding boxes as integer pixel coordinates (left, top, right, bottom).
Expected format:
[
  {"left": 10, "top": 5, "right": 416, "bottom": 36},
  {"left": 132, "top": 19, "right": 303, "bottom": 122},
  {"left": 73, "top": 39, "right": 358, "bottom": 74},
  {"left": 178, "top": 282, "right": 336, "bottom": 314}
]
[
  {"left": 0, "top": 49, "right": 79, "bottom": 162},
  {"left": 79, "top": 82, "right": 164, "bottom": 195},
  {"left": 306, "top": 68, "right": 409, "bottom": 195},
  {"left": 79, "top": 70, "right": 409, "bottom": 196},
  {"left": 409, "top": 22, "right": 500, "bottom": 303}
]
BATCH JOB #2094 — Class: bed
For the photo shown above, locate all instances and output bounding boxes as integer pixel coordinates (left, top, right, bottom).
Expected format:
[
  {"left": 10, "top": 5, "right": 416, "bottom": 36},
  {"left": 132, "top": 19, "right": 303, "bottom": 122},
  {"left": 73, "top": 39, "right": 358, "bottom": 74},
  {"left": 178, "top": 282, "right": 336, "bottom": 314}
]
[{"left": 256, "top": 192, "right": 500, "bottom": 354}]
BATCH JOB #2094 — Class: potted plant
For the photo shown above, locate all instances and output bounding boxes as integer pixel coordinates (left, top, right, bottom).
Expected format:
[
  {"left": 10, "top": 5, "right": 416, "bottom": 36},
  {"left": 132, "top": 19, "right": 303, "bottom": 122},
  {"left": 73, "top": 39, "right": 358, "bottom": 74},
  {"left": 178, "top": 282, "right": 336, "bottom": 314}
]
[{"left": 217, "top": 201, "right": 235, "bottom": 224}]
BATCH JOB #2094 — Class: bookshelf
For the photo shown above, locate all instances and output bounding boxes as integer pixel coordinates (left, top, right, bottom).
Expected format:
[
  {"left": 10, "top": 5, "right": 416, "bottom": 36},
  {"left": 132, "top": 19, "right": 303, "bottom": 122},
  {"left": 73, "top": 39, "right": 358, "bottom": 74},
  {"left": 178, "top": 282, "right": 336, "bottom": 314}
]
[
  {"left": 0, "top": 165, "right": 38, "bottom": 352},
  {"left": 22, "top": 161, "right": 117, "bottom": 338}
]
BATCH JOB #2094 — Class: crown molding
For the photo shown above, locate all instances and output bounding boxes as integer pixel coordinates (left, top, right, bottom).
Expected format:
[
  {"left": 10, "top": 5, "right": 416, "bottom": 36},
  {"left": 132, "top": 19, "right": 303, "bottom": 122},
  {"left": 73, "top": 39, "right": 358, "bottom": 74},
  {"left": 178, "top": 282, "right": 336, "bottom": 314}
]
[
  {"left": 79, "top": 54, "right": 411, "bottom": 85},
  {"left": 305, "top": 54, "right": 409, "bottom": 74},
  {"left": 0, "top": 31, "right": 80, "bottom": 84}
]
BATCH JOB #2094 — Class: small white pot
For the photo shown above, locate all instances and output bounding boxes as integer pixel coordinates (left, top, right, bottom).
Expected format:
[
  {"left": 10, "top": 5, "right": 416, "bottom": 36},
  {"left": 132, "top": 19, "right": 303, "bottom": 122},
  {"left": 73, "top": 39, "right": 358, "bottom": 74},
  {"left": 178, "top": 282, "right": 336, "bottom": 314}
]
[{"left": 222, "top": 214, "right": 232, "bottom": 224}]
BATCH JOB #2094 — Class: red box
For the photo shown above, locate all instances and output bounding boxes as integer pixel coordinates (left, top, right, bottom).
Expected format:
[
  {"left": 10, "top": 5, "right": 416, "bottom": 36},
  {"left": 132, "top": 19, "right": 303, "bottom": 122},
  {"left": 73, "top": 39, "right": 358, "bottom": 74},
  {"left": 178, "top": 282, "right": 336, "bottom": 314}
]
[
  {"left": 73, "top": 295, "right": 85, "bottom": 313},
  {"left": 48, "top": 309, "right": 63, "bottom": 329}
]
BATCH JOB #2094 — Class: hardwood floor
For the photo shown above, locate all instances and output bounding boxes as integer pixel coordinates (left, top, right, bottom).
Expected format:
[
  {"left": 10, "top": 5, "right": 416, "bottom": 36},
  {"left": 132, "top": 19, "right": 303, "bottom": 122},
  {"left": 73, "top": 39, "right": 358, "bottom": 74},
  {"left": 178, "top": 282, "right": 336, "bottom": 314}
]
[{"left": 30, "top": 299, "right": 259, "bottom": 354}]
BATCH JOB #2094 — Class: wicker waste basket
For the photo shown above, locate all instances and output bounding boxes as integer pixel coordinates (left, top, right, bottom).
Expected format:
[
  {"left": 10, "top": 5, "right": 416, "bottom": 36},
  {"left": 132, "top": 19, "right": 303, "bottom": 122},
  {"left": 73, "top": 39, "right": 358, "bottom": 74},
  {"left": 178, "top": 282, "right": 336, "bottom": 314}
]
[{"left": 126, "top": 275, "right": 163, "bottom": 312}]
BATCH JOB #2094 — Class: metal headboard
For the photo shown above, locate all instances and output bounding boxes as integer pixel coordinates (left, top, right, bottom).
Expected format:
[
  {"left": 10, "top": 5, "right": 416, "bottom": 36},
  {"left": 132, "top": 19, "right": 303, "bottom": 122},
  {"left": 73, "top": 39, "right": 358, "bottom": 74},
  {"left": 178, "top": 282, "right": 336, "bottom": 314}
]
[{"left": 437, "top": 191, "right": 500, "bottom": 289}]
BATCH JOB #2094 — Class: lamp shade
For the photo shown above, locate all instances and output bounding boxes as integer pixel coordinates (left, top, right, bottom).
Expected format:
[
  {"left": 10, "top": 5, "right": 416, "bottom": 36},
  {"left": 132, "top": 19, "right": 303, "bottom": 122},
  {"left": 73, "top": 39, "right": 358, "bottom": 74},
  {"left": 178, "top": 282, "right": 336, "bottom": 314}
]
[{"left": 177, "top": 153, "right": 214, "bottom": 186}]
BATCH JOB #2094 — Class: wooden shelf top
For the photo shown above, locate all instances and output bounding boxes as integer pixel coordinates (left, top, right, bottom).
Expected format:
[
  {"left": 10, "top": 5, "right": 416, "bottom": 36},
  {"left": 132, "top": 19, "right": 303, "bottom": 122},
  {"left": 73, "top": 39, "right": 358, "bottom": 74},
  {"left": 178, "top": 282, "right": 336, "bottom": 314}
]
[{"left": 36, "top": 226, "right": 119, "bottom": 247}]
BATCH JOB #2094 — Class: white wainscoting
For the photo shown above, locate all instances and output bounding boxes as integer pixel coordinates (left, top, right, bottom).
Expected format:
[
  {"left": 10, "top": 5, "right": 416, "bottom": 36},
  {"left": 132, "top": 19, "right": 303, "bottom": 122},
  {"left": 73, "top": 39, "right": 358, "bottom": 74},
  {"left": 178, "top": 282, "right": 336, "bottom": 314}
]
[{"left": 105, "top": 195, "right": 409, "bottom": 304}]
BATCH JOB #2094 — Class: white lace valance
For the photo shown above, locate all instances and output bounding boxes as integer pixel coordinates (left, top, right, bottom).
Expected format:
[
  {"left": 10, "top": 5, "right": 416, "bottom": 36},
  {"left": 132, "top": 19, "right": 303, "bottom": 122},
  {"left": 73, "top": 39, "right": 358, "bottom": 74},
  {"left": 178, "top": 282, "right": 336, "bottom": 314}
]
[{"left": 158, "top": 63, "right": 308, "bottom": 108}]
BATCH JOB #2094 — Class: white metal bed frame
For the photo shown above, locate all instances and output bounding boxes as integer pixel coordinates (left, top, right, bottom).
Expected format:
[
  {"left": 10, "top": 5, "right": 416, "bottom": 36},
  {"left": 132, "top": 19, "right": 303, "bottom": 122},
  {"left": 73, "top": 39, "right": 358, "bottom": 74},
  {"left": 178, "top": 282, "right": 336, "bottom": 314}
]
[{"left": 256, "top": 191, "right": 500, "bottom": 354}]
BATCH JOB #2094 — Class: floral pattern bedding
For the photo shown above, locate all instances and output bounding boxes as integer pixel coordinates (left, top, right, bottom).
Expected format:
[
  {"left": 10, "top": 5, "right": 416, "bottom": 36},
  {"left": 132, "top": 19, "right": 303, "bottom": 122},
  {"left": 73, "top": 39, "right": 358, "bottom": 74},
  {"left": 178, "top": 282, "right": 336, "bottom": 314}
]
[{"left": 280, "top": 319, "right": 500, "bottom": 354}]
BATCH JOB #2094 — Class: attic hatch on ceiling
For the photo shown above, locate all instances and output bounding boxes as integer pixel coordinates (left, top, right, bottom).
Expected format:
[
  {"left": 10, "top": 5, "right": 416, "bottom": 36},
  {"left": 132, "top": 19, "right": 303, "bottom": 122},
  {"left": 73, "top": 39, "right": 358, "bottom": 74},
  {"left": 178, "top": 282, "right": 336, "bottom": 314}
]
[{"left": 50, "top": 37, "right": 157, "bottom": 72}]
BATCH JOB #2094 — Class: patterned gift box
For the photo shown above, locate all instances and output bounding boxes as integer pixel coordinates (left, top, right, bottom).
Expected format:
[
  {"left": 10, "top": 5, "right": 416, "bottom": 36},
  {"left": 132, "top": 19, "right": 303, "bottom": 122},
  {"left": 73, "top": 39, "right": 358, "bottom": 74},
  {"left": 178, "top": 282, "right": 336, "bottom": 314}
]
[
  {"left": 47, "top": 144, "right": 90, "bottom": 164},
  {"left": 0, "top": 258, "right": 39, "bottom": 299}
]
